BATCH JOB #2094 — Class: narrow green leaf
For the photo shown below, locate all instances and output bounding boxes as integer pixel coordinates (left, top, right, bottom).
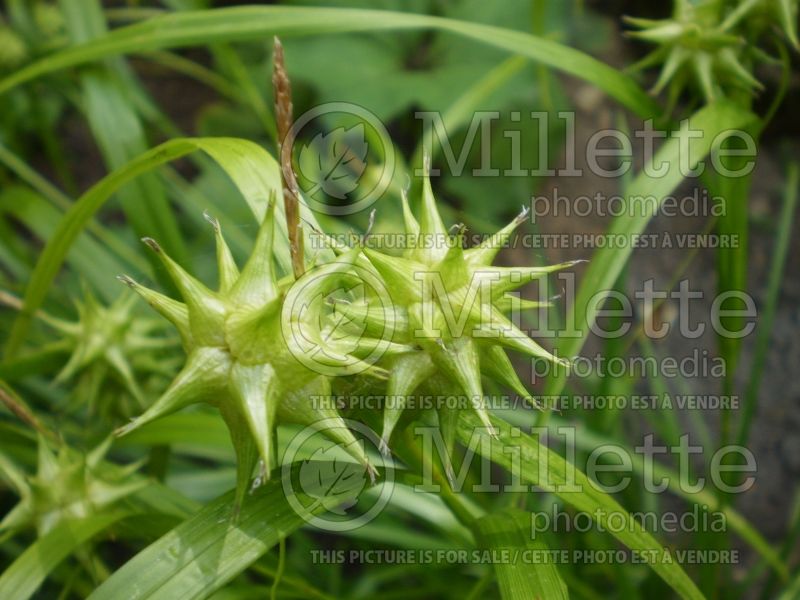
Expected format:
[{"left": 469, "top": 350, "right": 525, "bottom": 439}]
[
  {"left": 0, "top": 512, "right": 128, "bottom": 600},
  {"left": 475, "top": 508, "right": 568, "bottom": 600},
  {"left": 410, "top": 54, "right": 527, "bottom": 169},
  {"left": 3, "top": 137, "right": 329, "bottom": 358},
  {"left": 504, "top": 410, "right": 789, "bottom": 581},
  {"left": 0, "top": 186, "right": 126, "bottom": 301},
  {"left": 778, "top": 571, "right": 800, "bottom": 600},
  {"left": 88, "top": 464, "right": 365, "bottom": 600},
  {"left": 0, "top": 6, "right": 659, "bottom": 117},
  {"left": 61, "top": 0, "right": 188, "bottom": 269},
  {"left": 738, "top": 162, "right": 799, "bottom": 446},
  {"left": 0, "top": 141, "right": 149, "bottom": 274},
  {"left": 459, "top": 413, "right": 705, "bottom": 600},
  {"left": 115, "top": 412, "right": 233, "bottom": 462},
  {"left": 543, "top": 101, "right": 758, "bottom": 398}
]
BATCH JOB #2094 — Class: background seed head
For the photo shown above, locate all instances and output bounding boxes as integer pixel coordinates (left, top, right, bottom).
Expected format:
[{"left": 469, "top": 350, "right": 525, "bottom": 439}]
[{"left": 0, "top": 437, "right": 145, "bottom": 537}]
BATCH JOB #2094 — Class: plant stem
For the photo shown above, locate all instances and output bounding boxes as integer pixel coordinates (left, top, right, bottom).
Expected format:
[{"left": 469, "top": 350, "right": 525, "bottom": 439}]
[
  {"left": 272, "top": 36, "right": 304, "bottom": 279},
  {"left": 270, "top": 536, "right": 286, "bottom": 600}
]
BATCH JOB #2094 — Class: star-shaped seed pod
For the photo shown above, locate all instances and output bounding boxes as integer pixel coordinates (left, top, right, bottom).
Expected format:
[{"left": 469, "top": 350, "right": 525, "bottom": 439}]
[
  {"left": 117, "top": 201, "right": 380, "bottom": 513},
  {"left": 772, "top": 0, "right": 800, "bottom": 49},
  {"left": 0, "top": 437, "right": 146, "bottom": 536},
  {"left": 334, "top": 170, "right": 577, "bottom": 470},
  {"left": 625, "top": 0, "right": 765, "bottom": 104},
  {"left": 47, "top": 286, "right": 179, "bottom": 415},
  {"left": 0, "top": 24, "right": 27, "bottom": 71}
]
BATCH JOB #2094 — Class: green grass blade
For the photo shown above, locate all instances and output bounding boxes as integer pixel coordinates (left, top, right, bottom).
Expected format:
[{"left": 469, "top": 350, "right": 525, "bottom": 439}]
[
  {"left": 737, "top": 161, "right": 799, "bottom": 446},
  {"left": 778, "top": 571, "right": 800, "bottom": 600},
  {"left": 210, "top": 43, "right": 276, "bottom": 139},
  {"left": 410, "top": 54, "right": 527, "bottom": 169},
  {"left": 502, "top": 410, "right": 789, "bottom": 581},
  {"left": 543, "top": 101, "right": 758, "bottom": 399},
  {"left": 88, "top": 465, "right": 364, "bottom": 600},
  {"left": 0, "top": 6, "right": 659, "bottom": 117},
  {"left": 0, "top": 186, "right": 128, "bottom": 302},
  {"left": 3, "top": 137, "right": 329, "bottom": 358},
  {"left": 116, "top": 412, "right": 233, "bottom": 462},
  {"left": 460, "top": 412, "right": 705, "bottom": 600},
  {"left": 0, "top": 143, "right": 151, "bottom": 275},
  {"left": 60, "top": 0, "right": 188, "bottom": 270},
  {"left": 637, "top": 337, "right": 683, "bottom": 449},
  {"left": 474, "top": 508, "right": 569, "bottom": 599},
  {"left": 0, "top": 512, "right": 129, "bottom": 600}
]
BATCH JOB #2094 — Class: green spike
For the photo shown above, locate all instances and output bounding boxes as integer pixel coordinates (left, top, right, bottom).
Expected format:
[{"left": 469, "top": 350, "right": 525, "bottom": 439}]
[
  {"left": 78, "top": 280, "right": 99, "bottom": 312},
  {"left": 627, "top": 22, "right": 684, "bottom": 44},
  {"left": 465, "top": 207, "right": 529, "bottom": 267},
  {"left": 420, "top": 158, "right": 447, "bottom": 236},
  {"left": 777, "top": 0, "right": 799, "bottom": 49},
  {"left": 494, "top": 294, "right": 552, "bottom": 313},
  {"left": 489, "top": 308, "right": 570, "bottom": 367},
  {"left": 54, "top": 343, "right": 89, "bottom": 384},
  {"left": 622, "top": 16, "right": 665, "bottom": 29},
  {"left": 429, "top": 337, "right": 493, "bottom": 431},
  {"left": 36, "top": 436, "right": 60, "bottom": 482},
  {"left": 653, "top": 46, "right": 690, "bottom": 94},
  {"left": 415, "top": 156, "right": 449, "bottom": 265},
  {"left": 701, "top": 32, "right": 743, "bottom": 48},
  {"left": 717, "top": 47, "right": 762, "bottom": 91},
  {"left": 86, "top": 478, "right": 148, "bottom": 509},
  {"left": 480, "top": 344, "right": 538, "bottom": 407},
  {"left": 278, "top": 376, "right": 376, "bottom": 481},
  {"left": 142, "top": 237, "right": 227, "bottom": 346},
  {"left": 479, "top": 261, "right": 585, "bottom": 298},
  {"left": 116, "top": 347, "right": 231, "bottom": 437},
  {"left": 438, "top": 227, "right": 469, "bottom": 289},
  {"left": 400, "top": 188, "right": 420, "bottom": 238},
  {"left": 692, "top": 52, "right": 717, "bottom": 102},
  {"left": 104, "top": 346, "right": 146, "bottom": 407},
  {"left": 117, "top": 275, "right": 192, "bottom": 346},
  {"left": 436, "top": 404, "right": 460, "bottom": 486},
  {"left": 363, "top": 249, "right": 423, "bottom": 303},
  {"left": 381, "top": 352, "right": 437, "bottom": 452},
  {"left": 110, "top": 288, "right": 139, "bottom": 316},
  {"left": 228, "top": 362, "right": 280, "bottom": 478},
  {"left": 626, "top": 46, "right": 670, "bottom": 74},
  {"left": 86, "top": 437, "right": 113, "bottom": 470},
  {"left": 204, "top": 212, "right": 240, "bottom": 293},
  {"left": 351, "top": 337, "right": 413, "bottom": 360},
  {"left": 230, "top": 201, "right": 277, "bottom": 307},
  {"left": 217, "top": 400, "right": 259, "bottom": 520}
]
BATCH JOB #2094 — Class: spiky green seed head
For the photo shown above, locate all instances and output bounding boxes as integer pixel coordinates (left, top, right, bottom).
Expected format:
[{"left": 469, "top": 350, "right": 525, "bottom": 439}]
[
  {"left": 45, "top": 286, "right": 179, "bottom": 417},
  {"left": 626, "top": 0, "right": 767, "bottom": 104},
  {"left": 33, "top": 3, "right": 64, "bottom": 38},
  {"left": 348, "top": 169, "right": 576, "bottom": 479},
  {"left": 0, "top": 26, "right": 26, "bottom": 70},
  {"left": 118, "top": 168, "right": 578, "bottom": 500},
  {"left": 118, "top": 202, "right": 378, "bottom": 513},
  {"left": 0, "top": 437, "right": 146, "bottom": 537}
]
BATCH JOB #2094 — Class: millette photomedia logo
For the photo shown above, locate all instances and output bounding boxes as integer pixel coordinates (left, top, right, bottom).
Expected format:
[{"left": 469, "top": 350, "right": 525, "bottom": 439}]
[
  {"left": 282, "top": 102, "right": 396, "bottom": 215},
  {"left": 281, "top": 418, "right": 395, "bottom": 532}
]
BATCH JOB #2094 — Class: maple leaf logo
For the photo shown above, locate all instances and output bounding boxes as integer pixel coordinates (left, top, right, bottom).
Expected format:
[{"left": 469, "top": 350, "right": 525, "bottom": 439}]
[
  {"left": 298, "top": 124, "right": 368, "bottom": 199},
  {"left": 298, "top": 444, "right": 368, "bottom": 515}
]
